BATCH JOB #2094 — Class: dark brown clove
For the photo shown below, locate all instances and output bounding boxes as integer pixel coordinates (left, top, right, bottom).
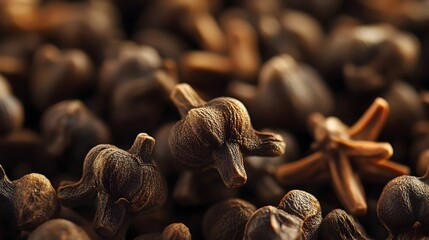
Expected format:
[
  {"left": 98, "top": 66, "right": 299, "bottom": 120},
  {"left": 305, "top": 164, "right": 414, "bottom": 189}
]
[
  {"left": 28, "top": 219, "right": 91, "bottom": 240},
  {"left": 168, "top": 83, "right": 285, "bottom": 188},
  {"left": 135, "top": 223, "right": 191, "bottom": 240},
  {"left": 243, "top": 205, "right": 303, "bottom": 240},
  {"left": 320, "top": 23, "right": 420, "bottom": 94},
  {"left": 377, "top": 170, "right": 429, "bottom": 239},
  {"left": 320, "top": 209, "right": 369, "bottom": 240},
  {"left": 99, "top": 43, "right": 176, "bottom": 142},
  {"left": 29, "top": 44, "right": 93, "bottom": 110},
  {"left": 278, "top": 190, "right": 322, "bottom": 240},
  {"left": 202, "top": 198, "right": 256, "bottom": 240},
  {"left": 41, "top": 100, "right": 111, "bottom": 174},
  {"left": 57, "top": 133, "right": 167, "bottom": 239},
  {"left": 228, "top": 54, "right": 334, "bottom": 130},
  {"left": 0, "top": 165, "right": 58, "bottom": 231}
]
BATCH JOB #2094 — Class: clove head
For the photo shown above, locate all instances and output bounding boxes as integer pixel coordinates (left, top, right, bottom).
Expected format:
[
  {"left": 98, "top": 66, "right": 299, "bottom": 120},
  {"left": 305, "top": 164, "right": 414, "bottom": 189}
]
[
  {"left": 278, "top": 190, "right": 322, "bottom": 240},
  {"left": 320, "top": 209, "right": 368, "bottom": 240},
  {"left": 169, "top": 83, "right": 285, "bottom": 188},
  {"left": 58, "top": 133, "right": 167, "bottom": 239},
  {"left": 243, "top": 205, "right": 303, "bottom": 240},
  {"left": 377, "top": 172, "right": 429, "bottom": 238},
  {"left": 0, "top": 165, "right": 58, "bottom": 231}
]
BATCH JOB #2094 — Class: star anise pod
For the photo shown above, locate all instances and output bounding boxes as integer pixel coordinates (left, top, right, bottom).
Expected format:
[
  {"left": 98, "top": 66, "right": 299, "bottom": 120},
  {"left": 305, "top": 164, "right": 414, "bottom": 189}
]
[{"left": 275, "top": 98, "right": 409, "bottom": 215}]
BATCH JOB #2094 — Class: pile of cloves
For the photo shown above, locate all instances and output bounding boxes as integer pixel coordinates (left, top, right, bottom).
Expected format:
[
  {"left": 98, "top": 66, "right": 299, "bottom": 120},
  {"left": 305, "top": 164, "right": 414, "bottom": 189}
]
[{"left": 0, "top": 0, "right": 429, "bottom": 239}]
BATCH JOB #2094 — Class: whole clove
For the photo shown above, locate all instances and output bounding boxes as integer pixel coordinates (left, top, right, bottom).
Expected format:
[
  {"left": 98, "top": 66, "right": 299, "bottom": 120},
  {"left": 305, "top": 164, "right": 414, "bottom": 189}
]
[
  {"left": 29, "top": 44, "right": 94, "bottom": 110},
  {"left": 57, "top": 133, "right": 167, "bottom": 239},
  {"left": 320, "top": 209, "right": 369, "bottom": 240},
  {"left": 168, "top": 83, "right": 285, "bottom": 188},
  {"left": 40, "top": 100, "right": 111, "bottom": 174},
  {"left": 377, "top": 169, "right": 429, "bottom": 239},
  {"left": 278, "top": 190, "right": 322, "bottom": 240}
]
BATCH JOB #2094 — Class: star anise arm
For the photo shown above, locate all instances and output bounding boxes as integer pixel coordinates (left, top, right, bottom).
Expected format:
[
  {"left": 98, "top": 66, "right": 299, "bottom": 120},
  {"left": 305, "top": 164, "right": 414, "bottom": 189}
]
[
  {"left": 275, "top": 151, "right": 327, "bottom": 185},
  {"left": 328, "top": 151, "right": 367, "bottom": 215},
  {"left": 355, "top": 160, "right": 410, "bottom": 183},
  {"left": 335, "top": 138, "right": 393, "bottom": 162},
  {"left": 348, "top": 98, "right": 389, "bottom": 141}
]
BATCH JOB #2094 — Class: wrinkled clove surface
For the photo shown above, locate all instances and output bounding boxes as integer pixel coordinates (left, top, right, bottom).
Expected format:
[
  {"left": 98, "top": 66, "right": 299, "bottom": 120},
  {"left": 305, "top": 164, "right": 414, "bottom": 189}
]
[
  {"left": 243, "top": 205, "right": 303, "bottom": 240},
  {"left": 41, "top": 100, "right": 111, "bottom": 172},
  {"left": 0, "top": 74, "right": 24, "bottom": 135},
  {"left": 377, "top": 169, "right": 429, "bottom": 239},
  {"left": 278, "top": 190, "right": 322, "bottom": 240},
  {"left": 0, "top": 165, "right": 58, "bottom": 231},
  {"left": 58, "top": 133, "right": 167, "bottom": 239},
  {"left": 320, "top": 209, "right": 368, "bottom": 240},
  {"left": 169, "top": 83, "right": 285, "bottom": 188},
  {"left": 276, "top": 98, "right": 409, "bottom": 215}
]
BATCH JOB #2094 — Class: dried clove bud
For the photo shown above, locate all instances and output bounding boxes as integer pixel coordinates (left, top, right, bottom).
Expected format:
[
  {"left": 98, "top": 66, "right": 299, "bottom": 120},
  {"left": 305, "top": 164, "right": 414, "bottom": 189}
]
[
  {"left": 168, "top": 83, "right": 285, "bottom": 188},
  {"left": 320, "top": 209, "right": 368, "bottom": 240},
  {"left": 275, "top": 98, "right": 409, "bottom": 215},
  {"left": 57, "top": 133, "right": 167, "bottom": 239},
  {"left": 28, "top": 219, "right": 91, "bottom": 240},
  {"left": 278, "top": 190, "right": 322, "bottom": 240},
  {"left": 228, "top": 54, "right": 333, "bottom": 130},
  {"left": 202, "top": 198, "right": 256, "bottom": 240},
  {"left": 320, "top": 23, "right": 420, "bottom": 93},
  {"left": 29, "top": 44, "right": 93, "bottom": 110},
  {"left": 41, "top": 100, "right": 111, "bottom": 174},
  {"left": 135, "top": 223, "right": 191, "bottom": 240},
  {"left": 243, "top": 206, "right": 303, "bottom": 240},
  {"left": 377, "top": 169, "right": 429, "bottom": 239},
  {"left": 0, "top": 74, "right": 24, "bottom": 135},
  {"left": 99, "top": 43, "right": 176, "bottom": 142},
  {"left": 0, "top": 165, "right": 58, "bottom": 231}
]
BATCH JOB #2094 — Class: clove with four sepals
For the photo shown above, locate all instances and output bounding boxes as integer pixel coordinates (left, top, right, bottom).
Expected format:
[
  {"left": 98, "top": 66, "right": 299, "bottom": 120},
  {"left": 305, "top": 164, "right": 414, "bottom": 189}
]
[
  {"left": 168, "top": 83, "right": 285, "bottom": 188},
  {"left": 57, "top": 133, "right": 167, "bottom": 240}
]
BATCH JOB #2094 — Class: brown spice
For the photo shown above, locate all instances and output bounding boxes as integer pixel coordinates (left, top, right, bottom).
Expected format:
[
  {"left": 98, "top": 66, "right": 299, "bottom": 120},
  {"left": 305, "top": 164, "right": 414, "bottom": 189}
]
[
  {"left": 57, "top": 133, "right": 167, "bottom": 239},
  {"left": 0, "top": 165, "right": 58, "bottom": 231},
  {"left": 168, "top": 83, "right": 285, "bottom": 188},
  {"left": 320, "top": 209, "right": 369, "bottom": 240},
  {"left": 377, "top": 169, "right": 429, "bottom": 239},
  {"left": 275, "top": 98, "right": 409, "bottom": 215},
  {"left": 202, "top": 198, "right": 256, "bottom": 240}
]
